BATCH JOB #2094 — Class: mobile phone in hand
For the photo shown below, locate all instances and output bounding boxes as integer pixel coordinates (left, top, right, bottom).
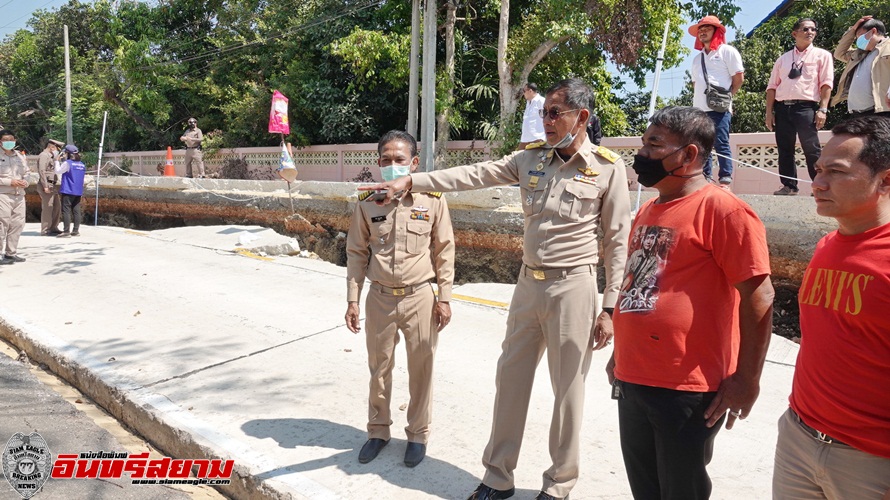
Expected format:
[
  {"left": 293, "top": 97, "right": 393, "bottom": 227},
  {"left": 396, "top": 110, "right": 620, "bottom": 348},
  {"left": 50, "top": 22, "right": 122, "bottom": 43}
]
[{"left": 364, "top": 190, "right": 403, "bottom": 202}]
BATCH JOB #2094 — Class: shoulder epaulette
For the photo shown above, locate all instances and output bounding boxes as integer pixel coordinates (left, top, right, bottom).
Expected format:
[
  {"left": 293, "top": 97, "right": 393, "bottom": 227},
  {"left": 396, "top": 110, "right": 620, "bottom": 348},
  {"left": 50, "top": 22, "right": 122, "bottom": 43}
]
[
  {"left": 357, "top": 191, "right": 372, "bottom": 201},
  {"left": 525, "top": 140, "right": 547, "bottom": 150},
  {"left": 594, "top": 145, "right": 620, "bottom": 164},
  {"left": 424, "top": 192, "right": 443, "bottom": 198}
]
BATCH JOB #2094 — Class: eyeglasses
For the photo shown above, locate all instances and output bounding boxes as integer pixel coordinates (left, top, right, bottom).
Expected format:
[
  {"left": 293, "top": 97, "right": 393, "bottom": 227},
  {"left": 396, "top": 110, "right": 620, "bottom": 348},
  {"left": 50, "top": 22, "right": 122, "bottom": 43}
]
[
  {"left": 538, "top": 107, "right": 580, "bottom": 120},
  {"left": 798, "top": 27, "right": 817, "bottom": 33}
]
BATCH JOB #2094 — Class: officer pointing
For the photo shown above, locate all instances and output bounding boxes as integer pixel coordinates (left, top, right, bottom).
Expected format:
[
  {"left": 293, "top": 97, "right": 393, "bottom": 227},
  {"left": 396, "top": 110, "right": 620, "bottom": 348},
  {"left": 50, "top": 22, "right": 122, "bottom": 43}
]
[{"left": 364, "top": 79, "right": 631, "bottom": 500}]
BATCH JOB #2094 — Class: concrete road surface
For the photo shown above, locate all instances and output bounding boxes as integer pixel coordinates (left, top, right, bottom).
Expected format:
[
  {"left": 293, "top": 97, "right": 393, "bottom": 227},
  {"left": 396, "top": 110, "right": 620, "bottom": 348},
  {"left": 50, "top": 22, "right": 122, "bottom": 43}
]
[{"left": 0, "top": 223, "right": 800, "bottom": 499}]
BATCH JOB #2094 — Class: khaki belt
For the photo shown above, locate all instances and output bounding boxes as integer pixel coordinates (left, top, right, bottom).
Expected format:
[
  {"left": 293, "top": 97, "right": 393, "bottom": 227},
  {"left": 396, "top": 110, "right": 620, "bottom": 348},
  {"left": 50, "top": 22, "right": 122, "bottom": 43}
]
[
  {"left": 791, "top": 409, "right": 848, "bottom": 446},
  {"left": 371, "top": 281, "right": 430, "bottom": 296},
  {"left": 521, "top": 264, "right": 594, "bottom": 281}
]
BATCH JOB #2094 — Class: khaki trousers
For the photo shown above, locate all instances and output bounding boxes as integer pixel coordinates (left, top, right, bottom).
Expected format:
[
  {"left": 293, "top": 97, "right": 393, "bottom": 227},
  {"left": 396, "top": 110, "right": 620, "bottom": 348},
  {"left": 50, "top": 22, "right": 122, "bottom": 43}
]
[
  {"left": 365, "top": 283, "right": 438, "bottom": 444},
  {"left": 184, "top": 148, "right": 205, "bottom": 177},
  {"left": 38, "top": 186, "right": 61, "bottom": 233},
  {"left": 773, "top": 408, "right": 890, "bottom": 499},
  {"left": 0, "top": 192, "right": 26, "bottom": 257},
  {"left": 482, "top": 267, "right": 597, "bottom": 498}
]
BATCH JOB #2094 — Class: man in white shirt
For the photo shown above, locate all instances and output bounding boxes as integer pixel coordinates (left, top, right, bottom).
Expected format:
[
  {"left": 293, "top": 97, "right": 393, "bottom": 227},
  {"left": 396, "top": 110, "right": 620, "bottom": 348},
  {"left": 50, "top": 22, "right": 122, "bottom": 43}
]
[
  {"left": 689, "top": 15, "right": 744, "bottom": 190},
  {"left": 517, "top": 83, "right": 546, "bottom": 150}
]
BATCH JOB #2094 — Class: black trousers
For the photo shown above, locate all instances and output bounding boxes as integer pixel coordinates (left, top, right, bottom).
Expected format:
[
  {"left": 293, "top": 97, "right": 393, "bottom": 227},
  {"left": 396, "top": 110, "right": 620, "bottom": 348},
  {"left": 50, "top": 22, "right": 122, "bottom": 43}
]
[
  {"left": 617, "top": 380, "right": 725, "bottom": 500},
  {"left": 775, "top": 102, "right": 821, "bottom": 190},
  {"left": 61, "top": 194, "right": 82, "bottom": 232}
]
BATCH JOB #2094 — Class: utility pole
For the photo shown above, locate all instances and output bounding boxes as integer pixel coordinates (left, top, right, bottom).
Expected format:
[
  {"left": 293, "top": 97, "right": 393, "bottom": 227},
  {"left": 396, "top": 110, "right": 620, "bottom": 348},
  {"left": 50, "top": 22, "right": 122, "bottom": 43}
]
[
  {"left": 64, "top": 25, "right": 73, "bottom": 145},
  {"left": 407, "top": 0, "right": 420, "bottom": 138},
  {"left": 419, "top": 0, "right": 436, "bottom": 171}
]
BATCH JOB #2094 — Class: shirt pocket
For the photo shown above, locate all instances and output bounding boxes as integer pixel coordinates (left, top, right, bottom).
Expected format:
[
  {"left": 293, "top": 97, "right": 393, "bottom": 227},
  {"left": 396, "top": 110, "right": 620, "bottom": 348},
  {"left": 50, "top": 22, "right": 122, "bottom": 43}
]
[
  {"left": 406, "top": 222, "right": 431, "bottom": 254},
  {"left": 520, "top": 186, "right": 548, "bottom": 217},
  {"left": 372, "top": 221, "right": 393, "bottom": 251},
  {"left": 558, "top": 181, "right": 601, "bottom": 221}
]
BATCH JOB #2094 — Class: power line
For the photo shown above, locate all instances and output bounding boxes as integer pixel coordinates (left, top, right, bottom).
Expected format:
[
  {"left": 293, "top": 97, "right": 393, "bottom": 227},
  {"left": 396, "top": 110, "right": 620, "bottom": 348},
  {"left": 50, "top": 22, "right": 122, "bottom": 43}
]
[{"left": 0, "top": 0, "right": 63, "bottom": 30}]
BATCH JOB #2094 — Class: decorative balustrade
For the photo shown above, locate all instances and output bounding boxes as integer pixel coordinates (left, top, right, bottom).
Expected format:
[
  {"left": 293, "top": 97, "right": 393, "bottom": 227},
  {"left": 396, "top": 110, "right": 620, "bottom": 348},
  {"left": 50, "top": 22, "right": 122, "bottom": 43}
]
[{"left": 43, "top": 132, "right": 828, "bottom": 195}]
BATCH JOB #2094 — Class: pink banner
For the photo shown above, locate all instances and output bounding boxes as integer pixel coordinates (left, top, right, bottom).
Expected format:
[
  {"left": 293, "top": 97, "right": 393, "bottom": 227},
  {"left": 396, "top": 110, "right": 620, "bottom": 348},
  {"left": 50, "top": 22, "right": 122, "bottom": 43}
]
[{"left": 268, "top": 90, "right": 290, "bottom": 135}]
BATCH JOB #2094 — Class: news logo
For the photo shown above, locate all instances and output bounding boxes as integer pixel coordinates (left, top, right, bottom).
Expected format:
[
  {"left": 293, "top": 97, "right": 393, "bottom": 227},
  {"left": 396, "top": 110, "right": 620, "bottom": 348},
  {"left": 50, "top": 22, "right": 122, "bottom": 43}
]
[
  {"left": 2, "top": 432, "right": 52, "bottom": 499},
  {"left": 3, "top": 432, "right": 233, "bottom": 498}
]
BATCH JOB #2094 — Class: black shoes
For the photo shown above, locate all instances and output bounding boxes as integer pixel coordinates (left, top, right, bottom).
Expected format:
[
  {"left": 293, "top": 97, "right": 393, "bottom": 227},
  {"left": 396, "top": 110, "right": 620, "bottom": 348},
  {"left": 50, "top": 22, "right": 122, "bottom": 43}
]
[
  {"left": 2, "top": 254, "right": 25, "bottom": 263},
  {"left": 404, "top": 442, "right": 426, "bottom": 468},
  {"left": 358, "top": 438, "right": 389, "bottom": 464},
  {"left": 467, "top": 483, "right": 515, "bottom": 500},
  {"left": 535, "top": 492, "right": 568, "bottom": 500}
]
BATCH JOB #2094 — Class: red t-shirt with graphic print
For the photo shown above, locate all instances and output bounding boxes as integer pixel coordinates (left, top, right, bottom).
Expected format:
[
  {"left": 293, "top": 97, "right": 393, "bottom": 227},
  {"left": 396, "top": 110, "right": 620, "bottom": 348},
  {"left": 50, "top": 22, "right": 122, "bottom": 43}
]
[{"left": 613, "top": 184, "right": 771, "bottom": 391}]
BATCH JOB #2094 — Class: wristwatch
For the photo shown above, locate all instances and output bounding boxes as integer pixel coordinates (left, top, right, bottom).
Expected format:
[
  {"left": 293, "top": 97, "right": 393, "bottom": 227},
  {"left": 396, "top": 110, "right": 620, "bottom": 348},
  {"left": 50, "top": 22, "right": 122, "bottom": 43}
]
[{"left": 817, "top": 108, "right": 828, "bottom": 114}]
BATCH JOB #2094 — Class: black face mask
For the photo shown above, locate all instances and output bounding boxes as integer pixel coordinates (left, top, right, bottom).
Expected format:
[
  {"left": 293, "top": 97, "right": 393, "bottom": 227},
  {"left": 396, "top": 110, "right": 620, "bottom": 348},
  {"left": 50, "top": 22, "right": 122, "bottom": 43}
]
[{"left": 632, "top": 146, "right": 693, "bottom": 187}]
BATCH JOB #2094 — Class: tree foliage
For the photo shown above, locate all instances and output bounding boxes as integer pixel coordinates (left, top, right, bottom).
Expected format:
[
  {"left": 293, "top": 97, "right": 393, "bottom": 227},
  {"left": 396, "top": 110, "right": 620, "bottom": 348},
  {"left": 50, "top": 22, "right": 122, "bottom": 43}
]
[{"left": 1, "top": 0, "right": 743, "bottom": 157}]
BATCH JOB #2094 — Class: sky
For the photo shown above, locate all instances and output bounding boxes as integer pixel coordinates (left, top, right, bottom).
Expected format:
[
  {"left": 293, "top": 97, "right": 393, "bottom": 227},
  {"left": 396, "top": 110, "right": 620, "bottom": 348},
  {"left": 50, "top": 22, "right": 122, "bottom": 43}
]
[
  {"left": 1, "top": 0, "right": 780, "bottom": 100},
  {"left": 0, "top": 0, "right": 70, "bottom": 39}
]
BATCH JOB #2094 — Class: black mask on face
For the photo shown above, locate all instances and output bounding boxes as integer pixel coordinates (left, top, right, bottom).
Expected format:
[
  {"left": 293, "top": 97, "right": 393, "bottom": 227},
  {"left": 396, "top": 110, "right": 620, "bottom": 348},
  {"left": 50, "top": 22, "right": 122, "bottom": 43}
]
[{"left": 632, "top": 146, "right": 694, "bottom": 187}]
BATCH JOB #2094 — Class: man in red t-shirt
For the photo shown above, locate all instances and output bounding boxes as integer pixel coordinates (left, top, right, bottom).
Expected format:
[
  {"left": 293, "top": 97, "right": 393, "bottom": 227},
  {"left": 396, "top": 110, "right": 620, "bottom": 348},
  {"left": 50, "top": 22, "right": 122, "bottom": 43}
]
[
  {"left": 773, "top": 114, "right": 890, "bottom": 499},
  {"left": 607, "top": 106, "right": 774, "bottom": 499}
]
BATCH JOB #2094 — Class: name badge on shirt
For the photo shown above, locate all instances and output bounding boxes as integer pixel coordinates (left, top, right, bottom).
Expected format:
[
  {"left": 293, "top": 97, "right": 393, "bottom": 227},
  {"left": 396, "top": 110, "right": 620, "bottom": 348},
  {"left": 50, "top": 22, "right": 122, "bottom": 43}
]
[{"left": 371, "top": 215, "right": 387, "bottom": 223}]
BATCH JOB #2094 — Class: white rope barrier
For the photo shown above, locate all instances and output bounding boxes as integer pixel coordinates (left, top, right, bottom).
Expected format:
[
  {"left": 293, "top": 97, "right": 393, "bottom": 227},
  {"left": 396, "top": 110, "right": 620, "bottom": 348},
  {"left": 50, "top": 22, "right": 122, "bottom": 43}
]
[{"left": 712, "top": 151, "right": 814, "bottom": 185}]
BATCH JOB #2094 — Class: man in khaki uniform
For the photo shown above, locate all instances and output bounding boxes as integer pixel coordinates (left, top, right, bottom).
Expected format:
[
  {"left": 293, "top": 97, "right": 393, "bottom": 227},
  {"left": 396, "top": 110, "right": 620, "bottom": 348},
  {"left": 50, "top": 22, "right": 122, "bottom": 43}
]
[
  {"left": 36, "top": 139, "right": 65, "bottom": 235},
  {"left": 345, "top": 129, "right": 455, "bottom": 468},
  {"left": 0, "top": 129, "right": 31, "bottom": 265},
  {"left": 368, "top": 79, "right": 631, "bottom": 500},
  {"left": 180, "top": 117, "right": 205, "bottom": 178}
]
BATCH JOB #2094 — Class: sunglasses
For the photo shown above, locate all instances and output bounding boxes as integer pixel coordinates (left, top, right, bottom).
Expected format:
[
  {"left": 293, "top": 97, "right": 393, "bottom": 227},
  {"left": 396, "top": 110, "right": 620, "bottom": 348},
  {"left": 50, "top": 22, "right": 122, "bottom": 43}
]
[
  {"left": 538, "top": 107, "right": 580, "bottom": 120},
  {"left": 798, "top": 27, "right": 817, "bottom": 33}
]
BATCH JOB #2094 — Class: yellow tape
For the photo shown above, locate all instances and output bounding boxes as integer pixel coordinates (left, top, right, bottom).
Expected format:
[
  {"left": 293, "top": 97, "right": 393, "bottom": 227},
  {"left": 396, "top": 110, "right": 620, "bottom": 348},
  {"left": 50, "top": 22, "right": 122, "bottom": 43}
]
[
  {"left": 435, "top": 291, "right": 509, "bottom": 309},
  {"left": 234, "top": 249, "right": 274, "bottom": 261}
]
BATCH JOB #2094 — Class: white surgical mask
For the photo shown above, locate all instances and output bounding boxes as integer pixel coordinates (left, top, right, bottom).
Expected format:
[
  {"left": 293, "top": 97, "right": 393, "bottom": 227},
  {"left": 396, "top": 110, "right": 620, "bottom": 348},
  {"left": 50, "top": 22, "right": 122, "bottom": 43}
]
[
  {"left": 856, "top": 33, "right": 871, "bottom": 50},
  {"left": 380, "top": 164, "right": 411, "bottom": 181},
  {"left": 551, "top": 114, "right": 581, "bottom": 150},
  {"left": 1, "top": 141, "right": 16, "bottom": 151}
]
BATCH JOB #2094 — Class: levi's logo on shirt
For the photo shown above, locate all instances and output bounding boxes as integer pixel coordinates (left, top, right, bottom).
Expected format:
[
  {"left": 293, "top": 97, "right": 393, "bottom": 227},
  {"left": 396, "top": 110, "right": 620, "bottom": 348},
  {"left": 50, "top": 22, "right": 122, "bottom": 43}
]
[{"left": 798, "top": 267, "right": 874, "bottom": 315}]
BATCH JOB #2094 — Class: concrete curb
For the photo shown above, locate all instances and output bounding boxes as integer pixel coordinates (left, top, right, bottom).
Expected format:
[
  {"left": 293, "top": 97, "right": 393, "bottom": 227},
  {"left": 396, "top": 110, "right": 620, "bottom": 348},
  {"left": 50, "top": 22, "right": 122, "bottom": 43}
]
[{"left": 0, "top": 311, "right": 294, "bottom": 500}]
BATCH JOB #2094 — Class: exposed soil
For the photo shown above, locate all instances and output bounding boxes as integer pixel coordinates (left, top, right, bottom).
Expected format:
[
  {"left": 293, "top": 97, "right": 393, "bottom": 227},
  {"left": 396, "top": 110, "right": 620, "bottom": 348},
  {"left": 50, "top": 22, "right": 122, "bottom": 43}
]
[{"left": 772, "top": 278, "right": 801, "bottom": 343}]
